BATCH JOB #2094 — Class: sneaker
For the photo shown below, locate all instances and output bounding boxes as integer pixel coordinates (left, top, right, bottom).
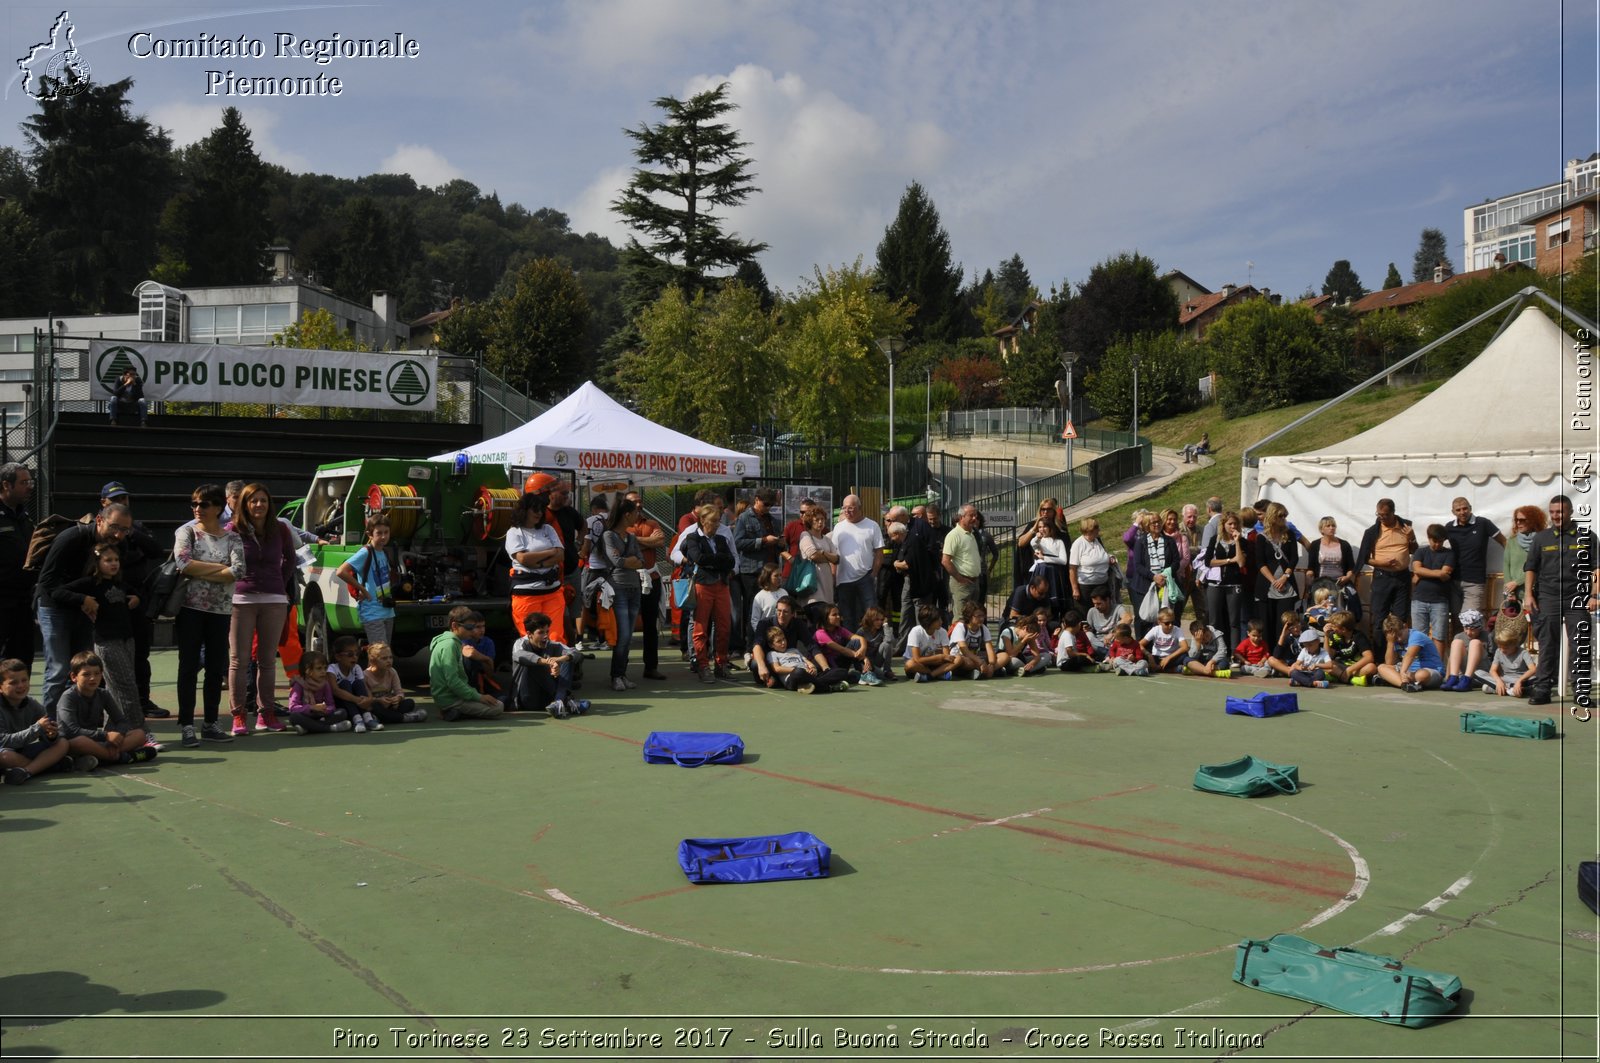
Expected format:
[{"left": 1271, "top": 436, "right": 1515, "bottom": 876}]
[
  {"left": 859, "top": 672, "right": 883, "bottom": 687},
  {"left": 914, "top": 673, "right": 931, "bottom": 683},
  {"left": 181, "top": 725, "right": 201, "bottom": 749},
  {"left": 714, "top": 665, "right": 731, "bottom": 680},
  {"left": 832, "top": 681, "right": 852, "bottom": 693},
  {"left": 1483, "top": 683, "right": 1497, "bottom": 695},
  {"left": 547, "top": 699, "right": 567, "bottom": 717},
  {"left": 5, "top": 766, "right": 31, "bottom": 785},
  {"left": 1402, "top": 682, "right": 1422, "bottom": 693},
  {"left": 698, "top": 667, "right": 717, "bottom": 684},
  {"left": 353, "top": 717, "right": 367, "bottom": 734},
  {"left": 145, "top": 736, "right": 166, "bottom": 753},
  {"left": 200, "top": 722, "right": 234, "bottom": 743},
  {"left": 255, "top": 709, "right": 287, "bottom": 733},
  {"left": 124, "top": 747, "right": 157, "bottom": 763},
  {"left": 573, "top": 699, "right": 591, "bottom": 714},
  {"left": 403, "top": 708, "right": 428, "bottom": 723},
  {"left": 611, "top": 676, "right": 628, "bottom": 692},
  {"left": 796, "top": 682, "right": 816, "bottom": 694},
  {"left": 142, "top": 702, "right": 172, "bottom": 719},
  {"left": 366, "top": 713, "right": 383, "bottom": 732},
  {"left": 642, "top": 670, "right": 667, "bottom": 680},
  {"left": 1215, "top": 669, "right": 1233, "bottom": 678},
  {"left": 71, "top": 753, "right": 99, "bottom": 772},
  {"left": 1528, "top": 688, "right": 1552, "bottom": 706},
  {"left": 940, "top": 670, "right": 955, "bottom": 681},
  {"left": 622, "top": 677, "right": 637, "bottom": 689},
  {"left": 1350, "top": 676, "right": 1369, "bottom": 687},
  {"left": 330, "top": 720, "right": 354, "bottom": 732},
  {"left": 231, "top": 711, "right": 250, "bottom": 737},
  {"left": 440, "top": 707, "right": 461, "bottom": 721},
  {"left": 1313, "top": 680, "right": 1330, "bottom": 688}
]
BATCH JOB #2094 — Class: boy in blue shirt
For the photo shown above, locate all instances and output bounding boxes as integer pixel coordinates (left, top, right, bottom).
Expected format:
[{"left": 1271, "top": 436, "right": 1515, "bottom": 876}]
[{"left": 1377, "top": 614, "right": 1445, "bottom": 691}]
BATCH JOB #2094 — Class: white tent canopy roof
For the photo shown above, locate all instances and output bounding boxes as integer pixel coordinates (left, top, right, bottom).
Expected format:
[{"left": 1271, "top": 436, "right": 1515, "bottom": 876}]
[
  {"left": 1253, "top": 304, "right": 1584, "bottom": 540},
  {"left": 432, "top": 381, "right": 760, "bottom": 485}
]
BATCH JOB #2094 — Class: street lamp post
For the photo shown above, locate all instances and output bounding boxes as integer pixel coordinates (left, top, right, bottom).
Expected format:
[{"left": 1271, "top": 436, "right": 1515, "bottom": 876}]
[
  {"left": 876, "top": 336, "right": 906, "bottom": 503},
  {"left": 924, "top": 366, "right": 932, "bottom": 466},
  {"left": 1129, "top": 351, "right": 1142, "bottom": 441},
  {"left": 1061, "top": 351, "right": 1079, "bottom": 494}
]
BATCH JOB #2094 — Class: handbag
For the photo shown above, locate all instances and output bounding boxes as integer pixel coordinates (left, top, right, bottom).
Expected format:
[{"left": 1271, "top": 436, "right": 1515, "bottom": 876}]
[
  {"left": 1232, "top": 933, "right": 1462, "bottom": 1027},
  {"left": 643, "top": 731, "right": 744, "bottom": 767},
  {"left": 146, "top": 557, "right": 188, "bottom": 619},
  {"left": 1194, "top": 754, "right": 1299, "bottom": 797},
  {"left": 785, "top": 557, "right": 818, "bottom": 597},
  {"left": 678, "top": 831, "right": 831, "bottom": 884},
  {"left": 1160, "top": 566, "right": 1185, "bottom": 611},
  {"left": 1459, "top": 711, "right": 1556, "bottom": 740},
  {"left": 1225, "top": 692, "right": 1299, "bottom": 718},
  {"left": 1580, "top": 860, "right": 1599, "bottom": 915},
  {"left": 671, "top": 563, "right": 697, "bottom": 610},
  {"left": 1137, "top": 583, "right": 1162, "bottom": 623}
]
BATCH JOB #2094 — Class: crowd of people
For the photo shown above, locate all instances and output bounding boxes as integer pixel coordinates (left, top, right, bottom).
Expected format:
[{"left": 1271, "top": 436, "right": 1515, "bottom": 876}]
[{"left": 1, "top": 453, "right": 1594, "bottom": 787}]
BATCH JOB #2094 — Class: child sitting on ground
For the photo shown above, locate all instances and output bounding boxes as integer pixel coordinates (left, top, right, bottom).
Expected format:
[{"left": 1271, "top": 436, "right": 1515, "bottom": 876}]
[
  {"left": 362, "top": 642, "right": 425, "bottom": 723},
  {"left": 1010, "top": 608, "right": 1056, "bottom": 676},
  {"left": 905, "top": 604, "right": 959, "bottom": 682},
  {"left": 1323, "top": 610, "right": 1377, "bottom": 685},
  {"left": 1140, "top": 607, "right": 1189, "bottom": 673},
  {"left": 1103, "top": 623, "right": 1150, "bottom": 676},
  {"left": 1234, "top": 620, "right": 1276, "bottom": 679},
  {"left": 812, "top": 602, "right": 867, "bottom": 685},
  {"left": 948, "top": 601, "right": 999, "bottom": 679},
  {"left": 56, "top": 651, "right": 154, "bottom": 770},
  {"left": 1289, "top": 628, "right": 1332, "bottom": 688},
  {"left": 1183, "top": 621, "right": 1231, "bottom": 677},
  {"left": 765, "top": 626, "right": 850, "bottom": 693},
  {"left": 1267, "top": 610, "right": 1304, "bottom": 677},
  {"left": 512, "top": 613, "right": 587, "bottom": 717},
  {"left": 288, "top": 651, "right": 352, "bottom": 734},
  {"left": 430, "top": 609, "right": 506, "bottom": 722},
  {"left": 1442, "top": 609, "right": 1489, "bottom": 692},
  {"left": 1056, "top": 611, "right": 1099, "bottom": 672},
  {"left": 855, "top": 606, "right": 896, "bottom": 684},
  {"left": 0, "top": 657, "right": 67, "bottom": 784},
  {"left": 1377, "top": 614, "right": 1445, "bottom": 691},
  {"left": 328, "top": 636, "right": 382, "bottom": 734},
  {"left": 1475, "top": 616, "right": 1533, "bottom": 697}
]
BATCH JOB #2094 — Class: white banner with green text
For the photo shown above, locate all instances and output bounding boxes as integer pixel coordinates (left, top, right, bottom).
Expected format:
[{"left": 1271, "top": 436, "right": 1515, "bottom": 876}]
[{"left": 88, "top": 340, "right": 437, "bottom": 412}]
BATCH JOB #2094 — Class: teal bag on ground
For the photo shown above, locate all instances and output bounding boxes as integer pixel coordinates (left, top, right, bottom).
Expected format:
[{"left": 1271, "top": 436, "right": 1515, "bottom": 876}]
[
  {"left": 1194, "top": 754, "right": 1299, "bottom": 797},
  {"left": 1233, "top": 933, "right": 1461, "bottom": 1027},
  {"left": 1459, "top": 711, "right": 1556, "bottom": 740}
]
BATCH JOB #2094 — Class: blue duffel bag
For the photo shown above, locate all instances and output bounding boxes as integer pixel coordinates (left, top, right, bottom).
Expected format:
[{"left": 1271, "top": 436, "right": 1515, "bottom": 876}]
[
  {"left": 678, "top": 832, "right": 831, "bottom": 884},
  {"left": 1225, "top": 691, "right": 1299, "bottom": 717},
  {"left": 643, "top": 731, "right": 744, "bottom": 767}
]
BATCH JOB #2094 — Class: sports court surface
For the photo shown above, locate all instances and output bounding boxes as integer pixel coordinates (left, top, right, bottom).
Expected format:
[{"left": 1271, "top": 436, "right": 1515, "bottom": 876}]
[{"left": 2, "top": 650, "right": 1596, "bottom": 1062}]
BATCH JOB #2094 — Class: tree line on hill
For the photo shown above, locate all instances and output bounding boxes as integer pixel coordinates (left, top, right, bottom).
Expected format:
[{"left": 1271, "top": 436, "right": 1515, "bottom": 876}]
[{"left": 0, "top": 77, "right": 1593, "bottom": 440}]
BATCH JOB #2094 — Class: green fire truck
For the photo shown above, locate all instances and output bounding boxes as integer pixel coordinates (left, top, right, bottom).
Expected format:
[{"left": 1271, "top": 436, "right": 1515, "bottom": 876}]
[{"left": 290, "top": 457, "right": 521, "bottom": 658}]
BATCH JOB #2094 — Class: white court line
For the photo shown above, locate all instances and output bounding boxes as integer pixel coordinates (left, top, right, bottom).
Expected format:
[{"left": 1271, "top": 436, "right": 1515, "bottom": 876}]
[
  {"left": 923, "top": 807, "right": 1053, "bottom": 840},
  {"left": 1360, "top": 874, "right": 1474, "bottom": 940},
  {"left": 1109, "top": 998, "right": 1226, "bottom": 1033},
  {"left": 1305, "top": 710, "right": 1359, "bottom": 728},
  {"left": 1256, "top": 806, "right": 1372, "bottom": 932}
]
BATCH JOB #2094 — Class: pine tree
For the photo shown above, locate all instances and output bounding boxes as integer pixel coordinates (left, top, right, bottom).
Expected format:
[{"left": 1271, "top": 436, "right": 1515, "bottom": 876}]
[
  {"left": 1322, "top": 260, "right": 1366, "bottom": 303},
  {"left": 994, "top": 253, "right": 1033, "bottom": 318},
  {"left": 185, "top": 107, "right": 272, "bottom": 283},
  {"left": 1383, "top": 262, "right": 1403, "bottom": 289},
  {"left": 1412, "top": 228, "right": 1454, "bottom": 283},
  {"left": 875, "top": 181, "right": 964, "bottom": 342}
]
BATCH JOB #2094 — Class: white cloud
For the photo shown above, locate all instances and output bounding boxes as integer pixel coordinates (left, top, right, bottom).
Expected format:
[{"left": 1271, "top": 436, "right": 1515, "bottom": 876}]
[
  {"left": 146, "top": 102, "right": 312, "bottom": 171},
  {"left": 379, "top": 144, "right": 464, "bottom": 188}
]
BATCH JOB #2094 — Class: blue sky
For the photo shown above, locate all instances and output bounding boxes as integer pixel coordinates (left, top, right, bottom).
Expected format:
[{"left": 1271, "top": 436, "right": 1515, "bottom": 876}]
[{"left": 3, "top": 0, "right": 1596, "bottom": 303}]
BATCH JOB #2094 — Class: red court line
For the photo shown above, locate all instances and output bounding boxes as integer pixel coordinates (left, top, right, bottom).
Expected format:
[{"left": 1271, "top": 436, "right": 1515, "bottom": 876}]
[
  {"left": 1032, "top": 814, "right": 1348, "bottom": 881},
  {"left": 568, "top": 725, "right": 1344, "bottom": 899}
]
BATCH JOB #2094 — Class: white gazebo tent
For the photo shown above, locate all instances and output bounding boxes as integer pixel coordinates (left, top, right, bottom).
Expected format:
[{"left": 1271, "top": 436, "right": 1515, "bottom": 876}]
[
  {"left": 434, "top": 380, "right": 760, "bottom": 485},
  {"left": 1250, "top": 304, "right": 1587, "bottom": 545}
]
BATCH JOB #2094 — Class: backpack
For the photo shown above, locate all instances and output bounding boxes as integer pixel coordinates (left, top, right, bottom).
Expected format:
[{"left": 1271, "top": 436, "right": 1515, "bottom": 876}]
[{"left": 23, "top": 514, "right": 86, "bottom": 572}]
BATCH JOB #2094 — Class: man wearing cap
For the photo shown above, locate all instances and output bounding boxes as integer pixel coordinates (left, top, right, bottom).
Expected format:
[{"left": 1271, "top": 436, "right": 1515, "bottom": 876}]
[
  {"left": 1524, "top": 494, "right": 1599, "bottom": 707},
  {"left": 91, "top": 483, "right": 169, "bottom": 719},
  {"left": 0, "top": 463, "right": 35, "bottom": 666}
]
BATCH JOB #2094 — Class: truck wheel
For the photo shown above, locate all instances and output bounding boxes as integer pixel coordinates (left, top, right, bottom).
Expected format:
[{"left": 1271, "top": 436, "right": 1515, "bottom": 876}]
[{"left": 304, "top": 600, "right": 331, "bottom": 658}]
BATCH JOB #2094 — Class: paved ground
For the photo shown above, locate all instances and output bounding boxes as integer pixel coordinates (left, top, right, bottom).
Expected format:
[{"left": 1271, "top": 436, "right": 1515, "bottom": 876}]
[{"left": 1, "top": 648, "right": 1594, "bottom": 1062}]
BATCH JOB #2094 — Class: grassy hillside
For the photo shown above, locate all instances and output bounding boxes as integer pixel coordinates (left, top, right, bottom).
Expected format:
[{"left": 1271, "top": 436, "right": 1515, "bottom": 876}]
[{"left": 1081, "top": 381, "right": 1440, "bottom": 561}]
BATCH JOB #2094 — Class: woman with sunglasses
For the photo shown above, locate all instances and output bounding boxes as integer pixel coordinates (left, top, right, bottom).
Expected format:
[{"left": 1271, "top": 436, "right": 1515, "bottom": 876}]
[{"left": 171, "top": 483, "right": 244, "bottom": 748}]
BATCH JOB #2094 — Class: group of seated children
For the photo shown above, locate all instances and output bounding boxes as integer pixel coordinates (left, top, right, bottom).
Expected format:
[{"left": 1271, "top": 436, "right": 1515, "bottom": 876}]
[
  {"left": 0, "top": 652, "right": 157, "bottom": 784},
  {"left": 288, "top": 637, "right": 425, "bottom": 735}
]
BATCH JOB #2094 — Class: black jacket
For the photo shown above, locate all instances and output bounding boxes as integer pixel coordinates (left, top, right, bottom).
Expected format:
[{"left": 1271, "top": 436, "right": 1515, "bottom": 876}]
[
  {"left": 1354, "top": 516, "right": 1415, "bottom": 575},
  {"left": 682, "top": 529, "right": 735, "bottom": 584}
]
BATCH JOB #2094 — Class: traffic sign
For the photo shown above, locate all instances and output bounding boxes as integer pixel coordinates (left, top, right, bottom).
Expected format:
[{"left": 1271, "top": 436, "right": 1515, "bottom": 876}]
[{"left": 1061, "top": 420, "right": 1077, "bottom": 440}]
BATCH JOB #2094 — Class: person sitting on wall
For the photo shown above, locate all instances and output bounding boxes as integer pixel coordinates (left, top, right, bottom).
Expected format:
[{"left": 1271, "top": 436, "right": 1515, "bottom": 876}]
[{"left": 109, "top": 368, "right": 147, "bottom": 427}]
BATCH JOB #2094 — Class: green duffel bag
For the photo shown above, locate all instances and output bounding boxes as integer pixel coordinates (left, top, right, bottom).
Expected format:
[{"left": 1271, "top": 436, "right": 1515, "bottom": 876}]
[
  {"left": 1233, "top": 933, "right": 1461, "bottom": 1027},
  {"left": 1194, "top": 754, "right": 1299, "bottom": 797},
  {"left": 1459, "top": 711, "right": 1557, "bottom": 740}
]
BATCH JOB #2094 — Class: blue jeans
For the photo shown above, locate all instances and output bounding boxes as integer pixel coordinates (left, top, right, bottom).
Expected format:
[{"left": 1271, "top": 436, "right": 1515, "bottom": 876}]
[
  {"left": 38, "top": 604, "right": 85, "bottom": 717},
  {"left": 609, "top": 586, "right": 642, "bottom": 679},
  {"left": 835, "top": 576, "right": 877, "bottom": 633}
]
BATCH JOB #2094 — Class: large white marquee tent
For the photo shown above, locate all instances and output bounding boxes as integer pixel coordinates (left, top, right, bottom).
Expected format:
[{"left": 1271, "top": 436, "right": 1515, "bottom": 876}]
[
  {"left": 1248, "top": 305, "right": 1594, "bottom": 551},
  {"left": 433, "top": 380, "right": 761, "bottom": 485}
]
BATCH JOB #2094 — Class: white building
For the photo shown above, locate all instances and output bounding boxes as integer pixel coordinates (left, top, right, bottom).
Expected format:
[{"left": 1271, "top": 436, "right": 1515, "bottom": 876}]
[
  {"left": 0, "top": 254, "right": 407, "bottom": 423},
  {"left": 1463, "top": 154, "right": 1600, "bottom": 272}
]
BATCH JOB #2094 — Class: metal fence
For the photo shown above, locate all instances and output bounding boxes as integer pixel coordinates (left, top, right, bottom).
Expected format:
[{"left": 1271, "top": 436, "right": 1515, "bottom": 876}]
[{"left": 941, "top": 405, "right": 1138, "bottom": 452}]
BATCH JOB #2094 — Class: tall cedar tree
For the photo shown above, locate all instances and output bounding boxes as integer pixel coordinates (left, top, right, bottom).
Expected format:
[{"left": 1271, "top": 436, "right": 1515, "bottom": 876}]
[
  {"left": 24, "top": 77, "right": 175, "bottom": 312},
  {"left": 186, "top": 107, "right": 271, "bottom": 284},
  {"left": 875, "top": 181, "right": 964, "bottom": 343},
  {"left": 994, "top": 253, "right": 1033, "bottom": 319},
  {"left": 1065, "top": 252, "right": 1178, "bottom": 373},
  {"left": 1383, "top": 262, "right": 1404, "bottom": 289},
  {"left": 1321, "top": 260, "right": 1365, "bottom": 304},
  {"left": 612, "top": 83, "right": 766, "bottom": 300},
  {"left": 1412, "top": 228, "right": 1454, "bottom": 283}
]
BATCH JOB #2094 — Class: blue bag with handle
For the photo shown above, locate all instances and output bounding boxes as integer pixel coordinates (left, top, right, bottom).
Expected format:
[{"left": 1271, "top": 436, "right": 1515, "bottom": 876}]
[
  {"left": 643, "top": 731, "right": 744, "bottom": 767},
  {"left": 678, "top": 832, "right": 831, "bottom": 883}
]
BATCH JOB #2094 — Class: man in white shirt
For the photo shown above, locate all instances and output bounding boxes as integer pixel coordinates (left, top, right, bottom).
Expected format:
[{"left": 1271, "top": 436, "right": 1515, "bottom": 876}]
[{"left": 830, "top": 494, "right": 883, "bottom": 632}]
